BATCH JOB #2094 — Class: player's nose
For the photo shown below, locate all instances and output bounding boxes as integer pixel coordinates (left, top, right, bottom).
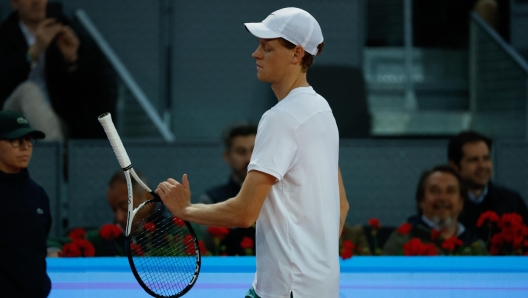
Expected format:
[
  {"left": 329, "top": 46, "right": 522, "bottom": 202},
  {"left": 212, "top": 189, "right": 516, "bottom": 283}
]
[{"left": 252, "top": 45, "right": 263, "bottom": 59}]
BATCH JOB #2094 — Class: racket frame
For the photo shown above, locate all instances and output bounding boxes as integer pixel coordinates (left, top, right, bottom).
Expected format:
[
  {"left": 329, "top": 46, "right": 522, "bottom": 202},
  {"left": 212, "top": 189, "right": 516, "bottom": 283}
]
[{"left": 98, "top": 112, "right": 202, "bottom": 297}]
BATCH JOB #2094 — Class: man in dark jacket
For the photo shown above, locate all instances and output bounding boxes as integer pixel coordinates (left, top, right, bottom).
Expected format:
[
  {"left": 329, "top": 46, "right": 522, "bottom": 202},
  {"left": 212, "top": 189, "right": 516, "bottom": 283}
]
[
  {"left": 383, "top": 165, "right": 487, "bottom": 255},
  {"left": 0, "top": 0, "right": 116, "bottom": 140},
  {"left": 0, "top": 110, "right": 51, "bottom": 297},
  {"left": 196, "top": 122, "right": 257, "bottom": 255},
  {"left": 448, "top": 131, "right": 528, "bottom": 242}
]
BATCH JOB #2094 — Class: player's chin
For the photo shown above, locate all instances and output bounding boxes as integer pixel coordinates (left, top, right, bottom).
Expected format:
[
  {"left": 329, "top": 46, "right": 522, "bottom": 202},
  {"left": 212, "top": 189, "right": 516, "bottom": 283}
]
[{"left": 256, "top": 72, "right": 272, "bottom": 83}]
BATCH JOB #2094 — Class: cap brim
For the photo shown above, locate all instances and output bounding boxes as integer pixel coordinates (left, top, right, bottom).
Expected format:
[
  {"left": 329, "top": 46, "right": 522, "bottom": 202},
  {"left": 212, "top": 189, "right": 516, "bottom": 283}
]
[
  {"left": 244, "top": 22, "right": 281, "bottom": 39},
  {"left": 3, "top": 128, "right": 45, "bottom": 139}
]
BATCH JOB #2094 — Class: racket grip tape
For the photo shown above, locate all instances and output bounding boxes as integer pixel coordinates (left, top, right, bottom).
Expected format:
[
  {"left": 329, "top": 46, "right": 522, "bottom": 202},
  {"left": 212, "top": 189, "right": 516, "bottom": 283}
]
[{"left": 98, "top": 112, "right": 132, "bottom": 169}]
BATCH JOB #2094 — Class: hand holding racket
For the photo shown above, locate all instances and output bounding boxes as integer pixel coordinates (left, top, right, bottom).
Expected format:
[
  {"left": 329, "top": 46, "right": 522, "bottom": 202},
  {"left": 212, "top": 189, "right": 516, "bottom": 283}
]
[
  {"left": 155, "top": 176, "right": 192, "bottom": 220},
  {"left": 98, "top": 112, "right": 201, "bottom": 298}
]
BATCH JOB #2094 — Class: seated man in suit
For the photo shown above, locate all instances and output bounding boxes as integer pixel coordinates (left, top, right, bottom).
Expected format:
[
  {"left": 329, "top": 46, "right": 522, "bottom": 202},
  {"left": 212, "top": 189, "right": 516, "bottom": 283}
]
[
  {"left": 383, "top": 165, "right": 487, "bottom": 255},
  {"left": 196, "top": 122, "right": 257, "bottom": 255},
  {"left": 448, "top": 131, "right": 528, "bottom": 242}
]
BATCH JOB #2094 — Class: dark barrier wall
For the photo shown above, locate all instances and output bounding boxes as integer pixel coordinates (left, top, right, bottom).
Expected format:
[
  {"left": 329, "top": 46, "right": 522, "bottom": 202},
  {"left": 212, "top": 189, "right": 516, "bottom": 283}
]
[{"left": 25, "top": 138, "right": 528, "bottom": 235}]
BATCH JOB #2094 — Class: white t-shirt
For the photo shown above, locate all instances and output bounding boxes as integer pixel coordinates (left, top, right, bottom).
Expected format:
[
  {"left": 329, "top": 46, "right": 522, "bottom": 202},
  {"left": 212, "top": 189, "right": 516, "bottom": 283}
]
[{"left": 248, "top": 86, "right": 340, "bottom": 298}]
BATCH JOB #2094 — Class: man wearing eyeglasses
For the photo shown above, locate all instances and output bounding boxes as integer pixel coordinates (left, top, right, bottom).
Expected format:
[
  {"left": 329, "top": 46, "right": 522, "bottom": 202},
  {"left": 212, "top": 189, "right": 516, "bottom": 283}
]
[{"left": 0, "top": 110, "right": 51, "bottom": 297}]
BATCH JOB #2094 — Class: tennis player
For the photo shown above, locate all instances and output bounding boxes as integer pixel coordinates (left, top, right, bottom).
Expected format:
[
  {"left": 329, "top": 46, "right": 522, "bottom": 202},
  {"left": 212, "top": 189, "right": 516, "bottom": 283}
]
[{"left": 157, "top": 7, "right": 349, "bottom": 298}]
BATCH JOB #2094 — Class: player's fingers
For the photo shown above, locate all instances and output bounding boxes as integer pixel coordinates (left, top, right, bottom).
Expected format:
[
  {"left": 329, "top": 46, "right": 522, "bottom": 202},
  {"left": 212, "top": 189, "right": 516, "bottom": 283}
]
[
  {"left": 167, "top": 178, "right": 181, "bottom": 186},
  {"left": 182, "top": 174, "right": 190, "bottom": 190},
  {"left": 157, "top": 181, "right": 171, "bottom": 194},
  {"left": 154, "top": 187, "right": 164, "bottom": 197}
]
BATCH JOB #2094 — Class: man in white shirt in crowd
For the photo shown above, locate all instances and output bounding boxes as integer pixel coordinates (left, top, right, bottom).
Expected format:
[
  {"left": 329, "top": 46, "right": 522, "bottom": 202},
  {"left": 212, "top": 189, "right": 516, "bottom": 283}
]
[{"left": 156, "top": 7, "right": 349, "bottom": 298}]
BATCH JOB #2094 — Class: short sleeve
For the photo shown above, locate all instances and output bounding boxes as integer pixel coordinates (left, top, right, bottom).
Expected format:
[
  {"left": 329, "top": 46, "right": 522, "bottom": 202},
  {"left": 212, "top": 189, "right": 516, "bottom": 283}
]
[{"left": 248, "top": 109, "right": 298, "bottom": 181}]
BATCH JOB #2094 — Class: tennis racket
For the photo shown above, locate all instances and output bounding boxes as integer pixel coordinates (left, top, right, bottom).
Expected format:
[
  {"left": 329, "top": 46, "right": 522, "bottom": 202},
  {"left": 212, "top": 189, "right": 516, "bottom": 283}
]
[{"left": 98, "top": 112, "right": 201, "bottom": 298}]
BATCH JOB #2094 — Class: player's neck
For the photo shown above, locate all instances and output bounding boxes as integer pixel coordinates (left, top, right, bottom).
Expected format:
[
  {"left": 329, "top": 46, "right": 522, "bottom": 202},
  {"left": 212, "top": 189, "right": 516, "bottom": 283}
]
[{"left": 272, "top": 72, "right": 309, "bottom": 102}]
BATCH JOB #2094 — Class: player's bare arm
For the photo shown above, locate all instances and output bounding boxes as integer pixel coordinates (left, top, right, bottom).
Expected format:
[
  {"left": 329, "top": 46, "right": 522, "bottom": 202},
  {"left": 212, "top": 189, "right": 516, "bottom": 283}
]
[
  {"left": 157, "top": 170, "right": 275, "bottom": 228},
  {"left": 338, "top": 167, "right": 349, "bottom": 237}
]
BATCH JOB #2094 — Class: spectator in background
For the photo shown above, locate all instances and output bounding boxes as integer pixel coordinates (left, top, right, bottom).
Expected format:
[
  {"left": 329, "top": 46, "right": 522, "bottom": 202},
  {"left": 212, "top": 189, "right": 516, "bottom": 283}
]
[
  {"left": 196, "top": 122, "right": 257, "bottom": 255},
  {"left": 48, "top": 170, "right": 157, "bottom": 257},
  {"left": 383, "top": 165, "right": 487, "bottom": 255},
  {"left": 448, "top": 131, "right": 528, "bottom": 242},
  {"left": 0, "top": 0, "right": 116, "bottom": 141},
  {"left": 0, "top": 110, "right": 51, "bottom": 297}
]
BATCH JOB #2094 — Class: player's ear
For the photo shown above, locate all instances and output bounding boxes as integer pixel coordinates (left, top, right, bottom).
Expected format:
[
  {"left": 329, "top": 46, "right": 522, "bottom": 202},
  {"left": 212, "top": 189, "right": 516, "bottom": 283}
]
[{"left": 292, "top": 46, "right": 305, "bottom": 64}]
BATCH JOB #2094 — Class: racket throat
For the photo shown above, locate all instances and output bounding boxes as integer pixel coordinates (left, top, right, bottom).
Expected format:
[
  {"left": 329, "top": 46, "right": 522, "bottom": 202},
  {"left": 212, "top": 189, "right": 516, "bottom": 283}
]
[{"left": 125, "top": 211, "right": 132, "bottom": 237}]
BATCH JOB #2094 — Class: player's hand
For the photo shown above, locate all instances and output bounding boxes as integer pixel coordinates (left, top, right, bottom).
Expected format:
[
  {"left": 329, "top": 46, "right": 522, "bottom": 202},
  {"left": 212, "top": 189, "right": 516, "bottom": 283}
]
[
  {"left": 29, "top": 18, "right": 63, "bottom": 58},
  {"left": 56, "top": 26, "right": 80, "bottom": 62},
  {"left": 156, "top": 174, "right": 192, "bottom": 218}
]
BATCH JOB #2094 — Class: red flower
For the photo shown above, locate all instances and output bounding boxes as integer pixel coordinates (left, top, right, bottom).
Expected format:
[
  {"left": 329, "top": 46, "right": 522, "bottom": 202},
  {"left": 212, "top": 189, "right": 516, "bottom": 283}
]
[
  {"left": 524, "top": 239, "right": 528, "bottom": 248},
  {"left": 343, "top": 240, "right": 355, "bottom": 251},
  {"left": 207, "top": 227, "right": 230, "bottom": 240},
  {"left": 68, "top": 228, "right": 86, "bottom": 241},
  {"left": 61, "top": 242, "right": 81, "bottom": 257},
  {"left": 476, "top": 210, "right": 500, "bottom": 227},
  {"left": 185, "top": 244, "right": 196, "bottom": 255},
  {"left": 498, "top": 213, "right": 524, "bottom": 231},
  {"left": 368, "top": 218, "right": 380, "bottom": 230},
  {"left": 396, "top": 223, "right": 412, "bottom": 235},
  {"left": 441, "top": 236, "right": 463, "bottom": 252},
  {"left": 424, "top": 243, "right": 439, "bottom": 256},
  {"left": 490, "top": 233, "right": 503, "bottom": 255},
  {"left": 182, "top": 234, "right": 196, "bottom": 255},
  {"left": 340, "top": 248, "right": 353, "bottom": 260},
  {"left": 183, "top": 234, "right": 193, "bottom": 244},
  {"left": 198, "top": 240, "right": 208, "bottom": 254},
  {"left": 99, "top": 224, "right": 122, "bottom": 240},
  {"left": 144, "top": 222, "right": 156, "bottom": 233},
  {"left": 240, "top": 237, "right": 254, "bottom": 250},
  {"left": 73, "top": 239, "right": 95, "bottom": 257},
  {"left": 173, "top": 217, "right": 186, "bottom": 228},
  {"left": 403, "top": 238, "right": 438, "bottom": 256},
  {"left": 403, "top": 238, "right": 422, "bottom": 256},
  {"left": 130, "top": 243, "right": 145, "bottom": 256},
  {"left": 430, "top": 229, "right": 442, "bottom": 241},
  {"left": 513, "top": 235, "right": 524, "bottom": 249}
]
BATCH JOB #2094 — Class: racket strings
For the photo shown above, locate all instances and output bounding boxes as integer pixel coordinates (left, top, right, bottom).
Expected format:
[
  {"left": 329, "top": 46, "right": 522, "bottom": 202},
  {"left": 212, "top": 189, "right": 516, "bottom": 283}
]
[{"left": 128, "top": 200, "right": 199, "bottom": 297}]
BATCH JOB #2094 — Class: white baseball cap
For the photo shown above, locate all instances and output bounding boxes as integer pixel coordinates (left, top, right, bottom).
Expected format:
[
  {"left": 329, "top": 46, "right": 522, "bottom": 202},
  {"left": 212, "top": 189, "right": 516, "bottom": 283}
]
[{"left": 244, "top": 7, "right": 324, "bottom": 56}]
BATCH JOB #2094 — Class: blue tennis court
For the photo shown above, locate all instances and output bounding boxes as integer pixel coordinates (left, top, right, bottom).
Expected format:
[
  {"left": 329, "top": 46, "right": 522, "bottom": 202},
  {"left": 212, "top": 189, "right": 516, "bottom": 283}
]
[{"left": 48, "top": 257, "right": 528, "bottom": 298}]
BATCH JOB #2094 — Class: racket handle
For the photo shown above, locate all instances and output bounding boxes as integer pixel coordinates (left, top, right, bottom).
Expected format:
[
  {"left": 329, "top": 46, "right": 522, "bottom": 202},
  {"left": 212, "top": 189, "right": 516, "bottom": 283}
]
[{"left": 98, "top": 112, "right": 132, "bottom": 169}]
